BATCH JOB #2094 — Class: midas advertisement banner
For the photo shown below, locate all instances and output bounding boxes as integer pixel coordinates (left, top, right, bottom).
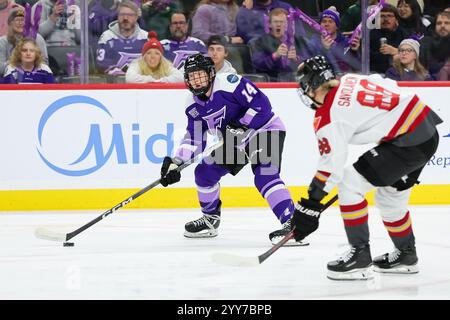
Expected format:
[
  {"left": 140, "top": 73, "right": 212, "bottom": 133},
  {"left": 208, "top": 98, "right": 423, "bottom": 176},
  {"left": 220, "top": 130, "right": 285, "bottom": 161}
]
[
  {"left": 0, "top": 84, "right": 449, "bottom": 209},
  {"left": 2, "top": 88, "right": 318, "bottom": 190},
  {"left": 3, "top": 89, "right": 189, "bottom": 189}
]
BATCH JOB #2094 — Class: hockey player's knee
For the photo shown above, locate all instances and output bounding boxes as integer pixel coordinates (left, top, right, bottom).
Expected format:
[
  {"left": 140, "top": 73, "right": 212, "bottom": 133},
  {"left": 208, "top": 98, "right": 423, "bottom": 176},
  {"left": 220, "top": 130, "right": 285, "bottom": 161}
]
[
  {"left": 194, "top": 163, "right": 223, "bottom": 187},
  {"left": 338, "top": 166, "right": 373, "bottom": 205},
  {"left": 252, "top": 163, "right": 280, "bottom": 177},
  {"left": 252, "top": 164, "right": 281, "bottom": 192},
  {"left": 374, "top": 187, "right": 411, "bottom": 218}
]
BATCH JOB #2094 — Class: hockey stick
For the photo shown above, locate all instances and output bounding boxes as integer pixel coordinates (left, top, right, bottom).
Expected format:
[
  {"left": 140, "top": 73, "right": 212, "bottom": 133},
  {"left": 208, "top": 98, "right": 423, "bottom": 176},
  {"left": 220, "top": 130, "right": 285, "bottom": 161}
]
[
  {"left": 35, "top": 140, "right": 224, "bottom": 243},
  {"left": 212, "top": 194, "right": 338, "bottom": 267}
]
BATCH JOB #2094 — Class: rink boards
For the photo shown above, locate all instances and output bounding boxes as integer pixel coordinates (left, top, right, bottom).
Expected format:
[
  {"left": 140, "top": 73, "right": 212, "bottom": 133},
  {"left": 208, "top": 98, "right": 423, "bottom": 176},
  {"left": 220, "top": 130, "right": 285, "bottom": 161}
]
[{"left": 0, "top": 82, "right": 449, "bottom": 210}]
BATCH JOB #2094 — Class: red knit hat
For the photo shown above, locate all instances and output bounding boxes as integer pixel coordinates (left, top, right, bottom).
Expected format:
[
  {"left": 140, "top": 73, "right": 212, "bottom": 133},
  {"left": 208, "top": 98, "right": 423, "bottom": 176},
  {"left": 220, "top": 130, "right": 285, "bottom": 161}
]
[{"left": 141, "top": 31, "right": 164, "bottom": 55}]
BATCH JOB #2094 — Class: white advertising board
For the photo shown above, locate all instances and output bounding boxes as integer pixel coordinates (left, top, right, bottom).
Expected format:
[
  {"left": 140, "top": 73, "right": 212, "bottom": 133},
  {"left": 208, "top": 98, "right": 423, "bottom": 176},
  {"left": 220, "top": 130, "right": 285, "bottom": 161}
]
[{"left": 0, "top": 85, "right": 449, "bottom": 191}]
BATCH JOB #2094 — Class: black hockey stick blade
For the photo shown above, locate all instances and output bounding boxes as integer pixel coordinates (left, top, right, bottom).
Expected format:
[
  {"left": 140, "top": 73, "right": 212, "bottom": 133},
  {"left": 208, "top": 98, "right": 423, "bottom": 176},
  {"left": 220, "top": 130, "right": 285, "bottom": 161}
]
[
  {"left": 35, "top": 140, "right": 224, "bottom": 243},
  {"left": 212, "top": 194, "right": 338, "bottom": 267}
]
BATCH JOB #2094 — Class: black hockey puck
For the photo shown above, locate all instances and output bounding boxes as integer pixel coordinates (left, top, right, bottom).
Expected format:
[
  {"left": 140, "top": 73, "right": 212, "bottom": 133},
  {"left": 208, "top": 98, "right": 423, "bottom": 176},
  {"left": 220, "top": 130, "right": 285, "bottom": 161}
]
[{"left": 63, "top": 242, "right": 74, "bottom": 247}]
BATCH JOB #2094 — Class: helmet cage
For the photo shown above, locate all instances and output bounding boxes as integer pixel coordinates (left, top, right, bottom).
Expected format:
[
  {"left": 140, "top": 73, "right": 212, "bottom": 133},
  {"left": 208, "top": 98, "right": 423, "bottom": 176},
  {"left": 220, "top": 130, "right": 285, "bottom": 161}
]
[
  {"left": 297, "top": 55, "right": 336, "bottom": 109},
  {"left": 184, "top": 55, "right": 216, "bottom": 97}
]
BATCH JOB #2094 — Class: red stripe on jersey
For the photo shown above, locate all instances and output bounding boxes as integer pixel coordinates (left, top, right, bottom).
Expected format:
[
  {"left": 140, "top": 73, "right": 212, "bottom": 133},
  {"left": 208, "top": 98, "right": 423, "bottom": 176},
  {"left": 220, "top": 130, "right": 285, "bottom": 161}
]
[
  {"left": 408, "top": 106, "right": 431, "bottom": 133},
  {"left": 317, "top": 170, "right": 331, "bottom": 177},
  {"left": 383, "top": 95, "right": 419, "bottom": 141},
  {"left": 314, "top": 86, "right": 339, "bottom": 133},
  {"left": 383, "top": 211, "right": 410, "bottom": 227},
  {"left": 314, "top": 170, "right": 331, "bottom": 184}
]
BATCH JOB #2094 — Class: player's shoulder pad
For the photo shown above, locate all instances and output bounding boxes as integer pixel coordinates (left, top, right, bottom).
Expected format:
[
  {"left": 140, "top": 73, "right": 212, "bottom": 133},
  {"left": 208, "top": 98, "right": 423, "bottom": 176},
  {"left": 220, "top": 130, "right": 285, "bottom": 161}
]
[
  {"left": 183, "top": 94, "right": 200, "bottom": 119},
  {"left": 213, "top": 73, "right": 243, "bottom": 94},
  {"left": 340, "top": 72, "right": 363, "bottom": 82},
  {"left": 367, "top": 73, "right": 400, "bottom": 90}
]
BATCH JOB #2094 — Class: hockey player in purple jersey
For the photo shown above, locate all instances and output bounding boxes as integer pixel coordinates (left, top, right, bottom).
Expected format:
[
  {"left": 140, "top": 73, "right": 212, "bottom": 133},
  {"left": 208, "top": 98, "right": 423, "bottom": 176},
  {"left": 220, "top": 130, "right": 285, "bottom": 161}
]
[{"left": 159, "top": 53, "right": 303, "bottom": 245}]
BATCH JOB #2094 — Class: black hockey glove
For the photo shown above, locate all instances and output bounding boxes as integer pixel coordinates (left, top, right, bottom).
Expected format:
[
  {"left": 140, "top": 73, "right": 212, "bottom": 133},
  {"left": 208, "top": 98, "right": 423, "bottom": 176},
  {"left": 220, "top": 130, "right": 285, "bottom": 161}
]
[
  {"left": 292, "top": 198, "right": 324, "bottom": 241},
  {"left": 224, "top": 120, "right": 249, "bottom": 147},
  {"left": 160, "top": 157, "right": 182, "bottom": 187}
]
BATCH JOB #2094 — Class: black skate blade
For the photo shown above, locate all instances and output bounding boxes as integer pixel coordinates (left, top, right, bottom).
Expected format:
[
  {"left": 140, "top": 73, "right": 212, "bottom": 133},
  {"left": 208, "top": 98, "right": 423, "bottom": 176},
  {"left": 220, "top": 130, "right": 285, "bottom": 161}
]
[{"left": 271, "top": 238, "right": 310, "bottom": 247}]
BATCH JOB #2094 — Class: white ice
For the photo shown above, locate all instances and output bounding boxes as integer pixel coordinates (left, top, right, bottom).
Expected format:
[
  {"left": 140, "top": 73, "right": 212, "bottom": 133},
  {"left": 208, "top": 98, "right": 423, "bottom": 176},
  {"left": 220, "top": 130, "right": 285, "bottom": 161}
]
[{"left": 1, "top": 205, "right": 450, "bottom": 300}]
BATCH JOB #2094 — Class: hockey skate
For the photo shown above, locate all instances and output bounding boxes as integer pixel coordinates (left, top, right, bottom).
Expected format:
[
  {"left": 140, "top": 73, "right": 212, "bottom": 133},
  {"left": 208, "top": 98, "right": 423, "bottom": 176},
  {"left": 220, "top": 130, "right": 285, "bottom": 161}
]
[
  {"left": 269, "top": 219, "right": 309, "bottom": 247},
  {"left": 327, "top": 244, "right": 374, "bottom": 280},
  {"left": 184, "top": 202, "right": 221, "bottom": 238},
  {"left": 373, "top": 247, "right": 419, "bottom": 274},
  {"left": 184, "top": 214, "right": 220, "bottom": 238}
]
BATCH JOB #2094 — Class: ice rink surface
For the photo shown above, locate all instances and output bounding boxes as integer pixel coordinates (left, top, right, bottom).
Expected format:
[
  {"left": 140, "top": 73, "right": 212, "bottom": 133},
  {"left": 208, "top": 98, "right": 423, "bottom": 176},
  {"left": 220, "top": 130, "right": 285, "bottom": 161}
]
[{"left": 1, "top": 205, "right": 450, "bottom": 300}]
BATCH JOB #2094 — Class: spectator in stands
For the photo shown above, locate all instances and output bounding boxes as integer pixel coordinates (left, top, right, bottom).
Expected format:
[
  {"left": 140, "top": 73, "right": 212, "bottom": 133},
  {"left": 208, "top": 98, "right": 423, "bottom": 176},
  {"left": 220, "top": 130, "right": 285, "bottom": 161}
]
[
  {"left": 3, "top": 37, "right": 55, "bottom": 83},
  {"left": 236, "top": 0, "right": 292, "bottom": 44},
  {"left": 1, "top": 0, "right": 23, "bottom": 37},
  {"left": 436, "top": 58, "right": 449, "bottom": 80},
  {"left": 160, "top": 11, "right": 207, "bottom": 70},
  {"left": 88, "top": 0, "right": 120, "bottom": 47},
  {"left": 369, "top": 4, "right": 408, "bottom": 74},
  {"left": 141, "top": 0, "right": 183, "bottom": 41},
  {"left": 191, "top": 0, "right": 243, "bottom": 45},
  {"left": 250, "top": 8, "right": 304, "bottom": 81},
  {"left": 89, "top": 0, "right": 147, "bottom": 48},
  {"left": 303, "top": 6, "right": 361, "bottom": 75},
  {"left": 0, "top": 7, "right": 48, "bottom": 76},
  {"left": 31, "top": 0, "right": 81, "bottom": 47},
  {"left": 397, "top": 0, "right": 431, "bottom": 38},
  {"left": 206, "top": 35, "right": 236, "bottom": 74},
  {"left": 125, "top": 31, "right": 183, "bottom": 83},
  {"left": 340, "top": 0, "right": 379, "bottom": 33},
  {"left": 14, "top": 0, "right": 39, "bottom": 6},
  {"left": 96, "top": 0, "right": 148, "bottom": 76},
  {"left": 420, "top": 11, "right": 450, "bottom": 79},
  {"left": 387, "top": 0, "right": 423, "bottom": 10},
  {"left": 423, "top": 0, "right": 448, "bottom": 18},
  {"left": 385, "top": 38, "right": 431, "bottom": 80}
]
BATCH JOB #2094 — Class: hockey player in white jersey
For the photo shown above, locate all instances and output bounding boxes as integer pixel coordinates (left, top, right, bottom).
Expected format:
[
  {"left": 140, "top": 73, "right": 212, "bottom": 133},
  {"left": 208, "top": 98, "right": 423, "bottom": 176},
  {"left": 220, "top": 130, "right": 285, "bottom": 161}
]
[{"left": 291, "top": 55, "right": 442, "bottom": 280}]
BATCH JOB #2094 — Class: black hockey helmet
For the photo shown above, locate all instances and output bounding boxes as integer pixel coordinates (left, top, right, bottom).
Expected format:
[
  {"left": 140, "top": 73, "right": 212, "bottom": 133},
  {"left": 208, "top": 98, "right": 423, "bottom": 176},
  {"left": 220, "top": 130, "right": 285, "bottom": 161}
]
[
  {"left": 298, "top": 55, "right": 335, "bottom": 92},
  {"left": 184, "top": 53, "right": 216, "bottom": 97},
  {"left": 297, "top": 55, "right": 336, "bottom": 109}
]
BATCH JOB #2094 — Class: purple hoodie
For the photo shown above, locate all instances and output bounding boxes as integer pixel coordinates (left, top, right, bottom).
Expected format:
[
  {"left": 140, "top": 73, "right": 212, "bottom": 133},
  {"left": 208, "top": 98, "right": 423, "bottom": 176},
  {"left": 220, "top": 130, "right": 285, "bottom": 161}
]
[{"left": 88, "top": 0, "right": 118, "bottom": 46}]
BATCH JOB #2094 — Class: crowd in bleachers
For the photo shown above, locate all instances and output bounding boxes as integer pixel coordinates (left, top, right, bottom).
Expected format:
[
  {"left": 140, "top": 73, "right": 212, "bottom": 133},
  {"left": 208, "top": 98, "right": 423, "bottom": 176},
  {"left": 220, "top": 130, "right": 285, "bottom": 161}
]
[{"left": 0, "top": 0, "right": 449, "bottom": 84}]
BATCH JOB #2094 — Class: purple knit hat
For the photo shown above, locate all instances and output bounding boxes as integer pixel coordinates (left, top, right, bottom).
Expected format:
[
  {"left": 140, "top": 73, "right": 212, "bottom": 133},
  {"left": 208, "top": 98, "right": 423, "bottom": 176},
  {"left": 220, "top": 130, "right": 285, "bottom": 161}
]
[{"left": 320, "top": 6, "right": 340, "bottom": 27}]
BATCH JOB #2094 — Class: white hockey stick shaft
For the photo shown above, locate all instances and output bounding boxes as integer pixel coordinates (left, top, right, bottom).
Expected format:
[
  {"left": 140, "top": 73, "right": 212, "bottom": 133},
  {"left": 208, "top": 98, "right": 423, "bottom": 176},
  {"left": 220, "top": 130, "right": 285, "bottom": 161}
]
[{"left": 35, "top": 141, "right": 224, "bottom": 242}]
